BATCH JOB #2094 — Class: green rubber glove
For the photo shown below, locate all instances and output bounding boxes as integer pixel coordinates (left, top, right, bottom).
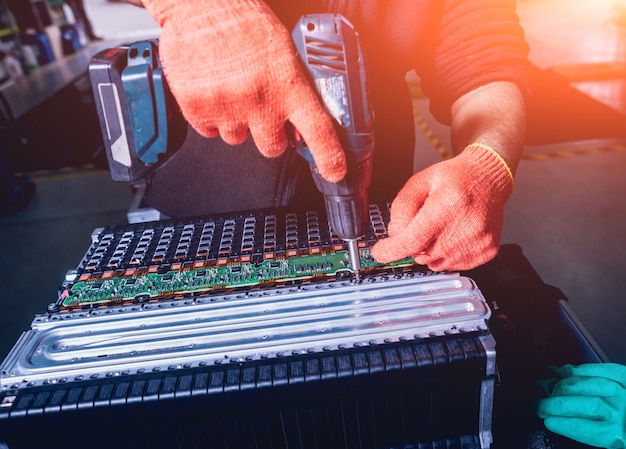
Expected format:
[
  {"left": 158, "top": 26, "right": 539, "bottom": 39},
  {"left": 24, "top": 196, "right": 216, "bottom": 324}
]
[{"left": 536, "top": 363, "right": 626, "bottom": 449}]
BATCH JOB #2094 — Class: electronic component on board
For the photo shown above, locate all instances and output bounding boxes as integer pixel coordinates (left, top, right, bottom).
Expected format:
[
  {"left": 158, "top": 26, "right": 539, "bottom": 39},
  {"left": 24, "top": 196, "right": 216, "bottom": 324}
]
[{"left": 50, "top": 204, "right": 414, "bottom": 312}]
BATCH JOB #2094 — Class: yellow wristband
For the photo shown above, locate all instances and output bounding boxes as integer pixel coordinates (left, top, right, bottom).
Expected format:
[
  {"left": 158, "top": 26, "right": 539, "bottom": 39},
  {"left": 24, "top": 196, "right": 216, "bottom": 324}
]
[{"left": 468, "top": 141, "right": 515, "bottom": 190}]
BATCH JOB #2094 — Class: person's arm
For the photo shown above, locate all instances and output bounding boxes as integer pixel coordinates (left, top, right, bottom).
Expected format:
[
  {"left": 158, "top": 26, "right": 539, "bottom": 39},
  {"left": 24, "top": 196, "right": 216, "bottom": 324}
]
[
  {"left": 450, "top": 80, "right": 526, "bottom": 175},
  {"left": 370, "top": 0, "right": 529, "bottom": 272}
]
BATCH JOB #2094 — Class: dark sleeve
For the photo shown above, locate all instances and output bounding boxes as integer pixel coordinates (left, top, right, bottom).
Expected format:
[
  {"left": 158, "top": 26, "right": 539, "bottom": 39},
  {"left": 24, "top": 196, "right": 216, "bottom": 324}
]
[{"left": 419, "top": 0, "right": 531, "bottom": 124}]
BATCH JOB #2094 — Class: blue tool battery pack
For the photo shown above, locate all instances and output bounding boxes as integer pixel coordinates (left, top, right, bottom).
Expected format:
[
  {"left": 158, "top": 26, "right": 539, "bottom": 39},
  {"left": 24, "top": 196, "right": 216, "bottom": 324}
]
[{"left": 89, "top": 40, "right": 185, "bottom": 182}]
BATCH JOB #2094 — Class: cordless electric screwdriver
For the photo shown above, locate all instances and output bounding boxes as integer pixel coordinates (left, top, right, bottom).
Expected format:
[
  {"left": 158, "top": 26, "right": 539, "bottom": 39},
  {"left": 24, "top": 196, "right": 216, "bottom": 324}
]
[{"left": 291, "top": 14, "right": 374, "bottom": 281}]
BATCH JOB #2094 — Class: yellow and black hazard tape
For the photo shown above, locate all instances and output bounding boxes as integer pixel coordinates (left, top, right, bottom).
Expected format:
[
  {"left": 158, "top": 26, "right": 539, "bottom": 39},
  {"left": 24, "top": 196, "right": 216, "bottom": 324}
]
[
  {"left": 414, "top": 113, "right": 453, "bottom": 160},
  {"left": 18, "top": 164, "right": 107, "bottom": 183},
  {"left": 415, "top": 111, "right": 626, "bottom": 162},
  {"left": 521, "top": 144, "right": 626, "bottom": 161}
]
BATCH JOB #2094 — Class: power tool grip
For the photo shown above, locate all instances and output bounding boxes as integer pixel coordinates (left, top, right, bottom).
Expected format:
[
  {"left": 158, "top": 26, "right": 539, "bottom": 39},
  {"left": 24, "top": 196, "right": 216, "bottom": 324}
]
[{"left": 291, "top": 14, "right": 374, "bottom": 243}]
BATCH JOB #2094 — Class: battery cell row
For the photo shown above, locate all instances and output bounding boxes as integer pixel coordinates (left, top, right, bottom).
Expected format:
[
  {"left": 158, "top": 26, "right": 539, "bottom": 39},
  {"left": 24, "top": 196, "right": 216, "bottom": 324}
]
[{"left": 79, "top": 204, "right": 391, "bottom": 275}]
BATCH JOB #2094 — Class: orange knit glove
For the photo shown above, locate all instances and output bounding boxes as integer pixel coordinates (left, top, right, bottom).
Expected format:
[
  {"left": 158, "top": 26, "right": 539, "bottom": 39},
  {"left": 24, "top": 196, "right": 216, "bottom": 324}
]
[
  {"left": 142, "top": 0, "right": 346, "bottom": 182},
  {"left": 371, "top": 143, "right": 514, "bottom": 271}
]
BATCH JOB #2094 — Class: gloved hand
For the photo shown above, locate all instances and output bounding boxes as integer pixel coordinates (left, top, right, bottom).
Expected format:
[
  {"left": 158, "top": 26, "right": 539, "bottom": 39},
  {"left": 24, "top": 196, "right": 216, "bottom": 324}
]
[
  {"left": 371, "top": 143, "right": 514, "bottom": 271},
  {"left": 142, "top": 0, "right": 346, "bottom": 182},
  {"left": 536, "top": 363, "right": 626, "bottom": 449}
]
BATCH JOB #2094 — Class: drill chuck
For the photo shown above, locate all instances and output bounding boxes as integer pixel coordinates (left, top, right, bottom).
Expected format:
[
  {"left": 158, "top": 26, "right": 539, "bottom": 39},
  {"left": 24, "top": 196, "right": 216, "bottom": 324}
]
[
  {"left": 309, "top": 156, "right": 372, "bottom": 241},
  {"left": 323, "top": 193, "right": 368, "bottom": 240}
]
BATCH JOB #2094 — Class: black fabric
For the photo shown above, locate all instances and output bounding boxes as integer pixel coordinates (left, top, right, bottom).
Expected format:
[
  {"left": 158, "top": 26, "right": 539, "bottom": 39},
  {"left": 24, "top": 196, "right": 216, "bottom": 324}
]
[{"left": 145, "top": 127, "right": 304, "bottom": 217}]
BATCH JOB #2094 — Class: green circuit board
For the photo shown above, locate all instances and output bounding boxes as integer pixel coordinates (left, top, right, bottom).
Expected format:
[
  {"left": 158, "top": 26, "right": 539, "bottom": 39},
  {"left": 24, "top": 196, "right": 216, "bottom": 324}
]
[{"left": 62, "top": 248, "right": 414, "bottom": 308}]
